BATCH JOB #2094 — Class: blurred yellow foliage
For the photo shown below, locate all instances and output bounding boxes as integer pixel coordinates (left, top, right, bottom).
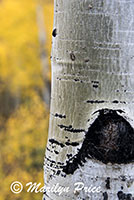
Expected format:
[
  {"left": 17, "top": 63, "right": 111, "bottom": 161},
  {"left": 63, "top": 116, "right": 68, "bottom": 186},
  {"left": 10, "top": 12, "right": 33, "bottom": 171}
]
[
  {"left": 0, "top": 0, "right": 53, "bottom": 199},
  {"left": 0, "top": 92, "right": 49, "bottom": 200}
]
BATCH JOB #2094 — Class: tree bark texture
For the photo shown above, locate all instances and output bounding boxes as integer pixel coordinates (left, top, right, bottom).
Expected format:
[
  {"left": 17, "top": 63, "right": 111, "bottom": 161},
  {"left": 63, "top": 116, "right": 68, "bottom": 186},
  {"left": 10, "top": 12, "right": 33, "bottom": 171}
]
[{"left": 44, "top": 0, "right": 134, "bottom": 199}]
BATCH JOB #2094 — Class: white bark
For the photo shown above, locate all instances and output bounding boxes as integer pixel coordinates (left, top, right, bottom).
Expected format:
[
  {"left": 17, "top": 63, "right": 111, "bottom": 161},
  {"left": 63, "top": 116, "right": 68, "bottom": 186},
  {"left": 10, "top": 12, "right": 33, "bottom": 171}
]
[{"left": 44, "top": 0, "right": 134, "bottom": 199}]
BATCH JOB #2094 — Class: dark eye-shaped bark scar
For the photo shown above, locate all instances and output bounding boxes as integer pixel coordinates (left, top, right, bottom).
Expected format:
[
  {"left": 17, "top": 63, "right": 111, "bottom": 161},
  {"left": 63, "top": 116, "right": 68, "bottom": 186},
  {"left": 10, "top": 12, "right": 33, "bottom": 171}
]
[{"left": 63, "top": 109, "right": 134, "bottom": 175}]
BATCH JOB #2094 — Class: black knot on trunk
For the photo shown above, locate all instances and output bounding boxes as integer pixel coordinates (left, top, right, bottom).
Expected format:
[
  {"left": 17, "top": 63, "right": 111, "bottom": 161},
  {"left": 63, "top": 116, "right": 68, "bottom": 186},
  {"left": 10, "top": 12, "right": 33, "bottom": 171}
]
[
  {"left": 52, "top": 28, "right": 57, "bottom": 37},
  {"left": 63, "top": 109, "right": 134, "bottom": 175}
]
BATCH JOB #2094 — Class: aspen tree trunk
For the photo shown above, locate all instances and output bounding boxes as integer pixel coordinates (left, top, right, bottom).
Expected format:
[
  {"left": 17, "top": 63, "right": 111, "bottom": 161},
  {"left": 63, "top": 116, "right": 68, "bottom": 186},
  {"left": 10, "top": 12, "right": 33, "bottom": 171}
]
[
  {"left": 44, "top": 0, "right": 134, "bottom": 199},
  {"left": 36, "top": 3, "right": 51, "bottom": 107}
]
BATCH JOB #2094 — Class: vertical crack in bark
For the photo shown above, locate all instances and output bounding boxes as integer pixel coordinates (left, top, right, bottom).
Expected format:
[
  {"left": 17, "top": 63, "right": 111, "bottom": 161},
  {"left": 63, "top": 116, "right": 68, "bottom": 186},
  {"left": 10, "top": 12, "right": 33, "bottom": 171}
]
[{"left": 63, "top": 109, "right": 134, "bottom": 174}]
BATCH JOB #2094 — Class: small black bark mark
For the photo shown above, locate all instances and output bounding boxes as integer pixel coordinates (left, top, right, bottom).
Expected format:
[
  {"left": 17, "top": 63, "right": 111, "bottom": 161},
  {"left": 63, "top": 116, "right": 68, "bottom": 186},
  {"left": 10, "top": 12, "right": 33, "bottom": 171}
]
[
  {"left": 65, "top": 141, "right": 79, "bottom": 146},
  {"left": 70, "top": 52, "right": 75, "bottom": 61},
  {"left": 112, "top": 100, "right": 119, "bottom": 104},
  {"left": 46, "top": 147, "right": 52, "bottom": 153},
  {"left": 54, "top": 150, "right": 59, "bottom": 154},
  {"left": 120, "top": 101, "right": 126, "bottom": 104},
  {"left": 87, "top": 100, "right": 126, "bottom": 104},
  {"left": 63, "top": 109, "right": 134, "bottom": 174},
  {"left": 49, "top": 139, "right": 65, "bottom": 148},
  {"left": 67, "top": 154, "right": 72, "bottom": 159},
  {"left": 56, "top": 170, "right": 61, "bottom": 175},
  {"left": 57, "top": 162, "right": 64, "bottom": 165},
  {"left": 52, "top": 28, "right": 57, "bottom": 37},
  {"left": 54, "top": 113, "right": 66, "bottom": 119},
  {"left": 58, "top": 124, "right": 84, "bottom": 133},
  {"left": 92, "top": 81, "right": 99, "bottom": 88},
  {"left": 105, "top": 177, "right": 110, "bottom": 189},
  {"left": 88, "top": 4, "right": 93, "bottom": 9},
  {"left": 120, "top": 176, "right": 126, "bottom": 182},
  {"left": 87, "top": 100, "right": 106, "bottom": 104},
  {"left": 92, "top": 81, "right": 99, "bottom": 84},
  {"left": 57, "top": 77, "right": 61, "bottom": 80},
  {"left": 74, "top": 79, "right": 79, "bottom": 82},
  {"left": 103, "top": 192, "right": 108, "bottom": 200},
  {"left": 85, "top": 58, "right": 89, "bottom": 62},
  {"left": 117, "top": 191, "right": 134, "bottom": 200},
  {"left": 93, "top": 85, "right": 98, "bottom": 88}
]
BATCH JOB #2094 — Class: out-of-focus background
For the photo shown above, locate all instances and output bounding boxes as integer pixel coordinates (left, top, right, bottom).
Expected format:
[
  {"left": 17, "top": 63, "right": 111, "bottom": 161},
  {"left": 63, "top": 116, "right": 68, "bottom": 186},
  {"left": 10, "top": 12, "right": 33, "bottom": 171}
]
[{"left": 0, "top": 0, "right": 53, "bottom": 199}]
